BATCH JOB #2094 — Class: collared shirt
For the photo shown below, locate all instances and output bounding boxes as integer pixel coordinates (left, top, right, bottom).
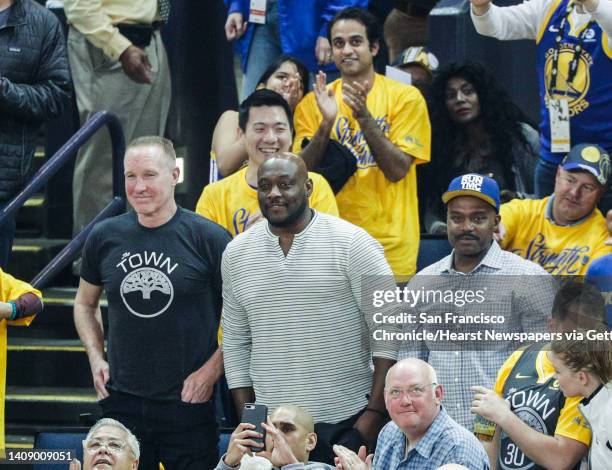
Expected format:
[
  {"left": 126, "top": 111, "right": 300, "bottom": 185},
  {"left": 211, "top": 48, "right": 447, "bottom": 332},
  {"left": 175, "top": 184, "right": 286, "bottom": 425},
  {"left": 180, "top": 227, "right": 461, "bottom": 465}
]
[
  {"left": 399, "top": 241, "right": 555, "bottom": 428},
  {"left": 373, "top": 407, "right": 489, "bottom": 470},
  {"left": 63, "top": 0, "right": 159, "bottom": 60}
]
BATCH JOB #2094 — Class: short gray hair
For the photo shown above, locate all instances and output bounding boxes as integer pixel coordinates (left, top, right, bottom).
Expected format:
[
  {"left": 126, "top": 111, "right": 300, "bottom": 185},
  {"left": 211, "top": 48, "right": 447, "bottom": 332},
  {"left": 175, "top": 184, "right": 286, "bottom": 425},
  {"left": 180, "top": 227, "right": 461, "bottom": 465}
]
[
  {"left": 83, "top": 418, "right": 140, "bottom": 459},
  {"left": 127, "top": 136, "right": 176, "bottom": 166}
]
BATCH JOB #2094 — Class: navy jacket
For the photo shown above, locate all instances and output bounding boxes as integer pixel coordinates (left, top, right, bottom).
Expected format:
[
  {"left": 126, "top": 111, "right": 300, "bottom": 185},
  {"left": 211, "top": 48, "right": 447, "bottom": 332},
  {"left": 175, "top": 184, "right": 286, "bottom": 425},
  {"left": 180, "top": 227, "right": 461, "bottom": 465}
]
[
  {"left": 0, "top": 0, "right": 71, "bottom": 200},
  {"left": 227, "top": 0, "right": 368, "bottom": 73}
]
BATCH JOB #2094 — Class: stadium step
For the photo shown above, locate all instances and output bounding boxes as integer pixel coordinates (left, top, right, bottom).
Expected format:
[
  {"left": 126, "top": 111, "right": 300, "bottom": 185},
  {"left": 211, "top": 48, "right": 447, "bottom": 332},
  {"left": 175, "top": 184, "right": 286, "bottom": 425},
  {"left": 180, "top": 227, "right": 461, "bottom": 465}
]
[
  {"left": 9, "top": 240, "right": 72, "bottom": 287},
  {"left": 6, "top": 434, "right": 35, "bottom": 449},
  {"left": 5, "top": 387, "right": 99, "bottom": 425},
  {"left": 5, "top": 287, "right": 102, "bottom": 446},
  {"left": 8, "top": 287, "right": 106, "bottom": 340},
  {"left": 7, "top": 338, "right": 92, "bottom": 389}
]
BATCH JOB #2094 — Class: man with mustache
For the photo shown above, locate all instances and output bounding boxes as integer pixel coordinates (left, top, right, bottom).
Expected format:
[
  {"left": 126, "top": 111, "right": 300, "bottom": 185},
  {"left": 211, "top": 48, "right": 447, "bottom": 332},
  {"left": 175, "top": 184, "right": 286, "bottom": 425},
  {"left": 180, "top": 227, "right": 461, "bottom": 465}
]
[
  {"left": 221, "top": 152, "right": 399, "bottom": 464},
  {"left": 399, "top": 173, "right": 554, "bottom": 429},
  {"left": 498, "top": 143, "right": 611, "bottom": 275}
]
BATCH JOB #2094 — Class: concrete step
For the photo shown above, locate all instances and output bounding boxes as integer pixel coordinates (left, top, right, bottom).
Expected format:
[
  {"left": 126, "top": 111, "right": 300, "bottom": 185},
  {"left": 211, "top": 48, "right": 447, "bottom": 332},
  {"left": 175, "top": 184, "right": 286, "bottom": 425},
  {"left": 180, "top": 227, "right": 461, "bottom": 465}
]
[
  {"left": 9, "top": 287, "right": 107, "bottom": 340},
  {"left": 7, "top": 338, "right": 93, "bottom": 389},
  {"left": 6, "top": 386, "right": 99, "bottom": 425},
  {"left": 9, "top": 239, "right": 73, "bottom": 287}
]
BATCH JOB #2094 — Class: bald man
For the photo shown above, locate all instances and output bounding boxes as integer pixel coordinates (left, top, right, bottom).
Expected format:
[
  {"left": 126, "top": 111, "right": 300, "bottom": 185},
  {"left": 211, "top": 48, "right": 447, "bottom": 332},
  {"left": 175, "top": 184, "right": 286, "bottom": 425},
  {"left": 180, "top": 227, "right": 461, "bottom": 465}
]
[
  {"left": 216, "top": 405, "right": 334, "bottom": 469},
  {"left": 334, "top": 359, "right": 489, "bottom": 470},
  {"left": 222, "top": 153, "right": 399, "bottom": 463}
]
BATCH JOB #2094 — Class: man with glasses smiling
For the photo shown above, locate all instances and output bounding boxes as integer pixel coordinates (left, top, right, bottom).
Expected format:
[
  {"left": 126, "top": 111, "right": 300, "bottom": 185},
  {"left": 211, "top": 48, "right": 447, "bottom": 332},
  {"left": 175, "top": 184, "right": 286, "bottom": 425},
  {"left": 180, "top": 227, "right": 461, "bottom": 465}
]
[
  {"left": 333, "top": 358, "right": 488, "bottom": 470},
  {"left": 70, "top": 418, "right": 139, "bottom": 470}
]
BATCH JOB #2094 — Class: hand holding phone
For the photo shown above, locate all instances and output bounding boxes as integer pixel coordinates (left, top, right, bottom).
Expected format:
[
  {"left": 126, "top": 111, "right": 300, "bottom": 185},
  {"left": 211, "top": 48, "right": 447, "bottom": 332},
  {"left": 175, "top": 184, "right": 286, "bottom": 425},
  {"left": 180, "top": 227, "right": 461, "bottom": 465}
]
[{"left": 242, "top": 403, "right": 268, "bottom": 452}]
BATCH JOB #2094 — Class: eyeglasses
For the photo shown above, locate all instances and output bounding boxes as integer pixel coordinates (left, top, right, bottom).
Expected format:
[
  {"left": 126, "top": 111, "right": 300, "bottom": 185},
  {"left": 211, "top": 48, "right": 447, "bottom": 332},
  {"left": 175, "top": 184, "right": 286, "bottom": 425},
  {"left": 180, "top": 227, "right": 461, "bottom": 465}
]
[
  {"left": 84, "top": 439, "right": 128, "bottom": 454},
  {"left": 387, "top": 383, "right": 437, "bottom": 399}
]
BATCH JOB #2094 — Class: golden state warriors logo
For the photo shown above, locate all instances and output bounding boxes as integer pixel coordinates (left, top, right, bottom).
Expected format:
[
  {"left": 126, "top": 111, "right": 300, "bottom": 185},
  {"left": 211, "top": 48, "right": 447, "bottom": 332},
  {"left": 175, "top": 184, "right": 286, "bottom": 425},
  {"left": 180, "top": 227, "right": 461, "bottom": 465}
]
[
  {"left": 580, "top": 145, "right": 611, "bottom": 185},
  {"left": 544, "top": 46, "right": 593, "bottom": 116},
  {"left": 550, "top": 379, "right": 560, "bottom": 390}
]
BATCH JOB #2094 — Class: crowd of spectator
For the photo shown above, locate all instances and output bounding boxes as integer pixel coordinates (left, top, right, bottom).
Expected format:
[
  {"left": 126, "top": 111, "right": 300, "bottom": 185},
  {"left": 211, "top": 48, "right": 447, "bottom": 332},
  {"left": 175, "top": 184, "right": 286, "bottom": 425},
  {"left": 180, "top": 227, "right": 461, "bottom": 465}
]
[{"left": 1, "top": 0, "right": 612, "bottom": 469}]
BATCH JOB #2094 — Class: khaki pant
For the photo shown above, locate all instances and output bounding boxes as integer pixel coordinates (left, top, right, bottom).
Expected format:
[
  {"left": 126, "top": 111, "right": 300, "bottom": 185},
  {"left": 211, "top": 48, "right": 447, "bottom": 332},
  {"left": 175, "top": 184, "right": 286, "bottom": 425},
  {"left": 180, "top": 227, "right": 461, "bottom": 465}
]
[{"left": 68, "top": 27, "right": 171, "bottom": 234}]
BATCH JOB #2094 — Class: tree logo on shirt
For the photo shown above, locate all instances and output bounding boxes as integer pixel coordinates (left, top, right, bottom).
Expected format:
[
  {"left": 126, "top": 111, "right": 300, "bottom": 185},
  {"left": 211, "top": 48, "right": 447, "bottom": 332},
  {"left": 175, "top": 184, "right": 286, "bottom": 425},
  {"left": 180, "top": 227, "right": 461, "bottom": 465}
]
[
  {"left": 544, "top": 46, "right": 592, "bottom": 116},
  {"left": 117, "top": 251, "right": 177, "bottom": 318}
]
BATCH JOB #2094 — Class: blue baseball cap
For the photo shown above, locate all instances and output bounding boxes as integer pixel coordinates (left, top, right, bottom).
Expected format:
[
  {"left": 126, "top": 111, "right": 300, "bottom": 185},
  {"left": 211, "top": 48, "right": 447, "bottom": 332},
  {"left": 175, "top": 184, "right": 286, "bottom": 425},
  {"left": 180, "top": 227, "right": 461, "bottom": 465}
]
[
  {"left": 442, "top": 173, "right": 501, "bottom": 212},
  {"left": 561, "top": 143, "right": 611, "bottom": 187}
]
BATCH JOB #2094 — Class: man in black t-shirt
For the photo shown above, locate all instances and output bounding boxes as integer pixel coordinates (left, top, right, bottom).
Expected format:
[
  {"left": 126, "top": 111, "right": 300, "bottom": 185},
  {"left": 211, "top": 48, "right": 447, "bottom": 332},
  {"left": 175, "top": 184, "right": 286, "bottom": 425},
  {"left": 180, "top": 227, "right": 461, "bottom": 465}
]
[{"left": 74, "top": 136, "right": 231, "bottom": 470}]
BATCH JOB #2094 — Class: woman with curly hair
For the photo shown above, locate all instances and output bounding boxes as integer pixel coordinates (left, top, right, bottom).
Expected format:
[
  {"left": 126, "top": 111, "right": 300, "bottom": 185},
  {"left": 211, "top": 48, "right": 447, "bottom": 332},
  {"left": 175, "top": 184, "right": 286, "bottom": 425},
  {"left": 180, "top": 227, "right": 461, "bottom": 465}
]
[{"left": 424, "top": 61, "right": 539, "bottom": 234}]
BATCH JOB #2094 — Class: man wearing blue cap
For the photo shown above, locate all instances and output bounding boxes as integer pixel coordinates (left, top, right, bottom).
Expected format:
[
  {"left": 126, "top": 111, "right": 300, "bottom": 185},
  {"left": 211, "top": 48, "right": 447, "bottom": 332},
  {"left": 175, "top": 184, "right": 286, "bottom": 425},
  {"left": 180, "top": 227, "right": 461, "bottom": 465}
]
[
  {"left": 399, "top": 173, "right": 554, "bottom": 429},
  {"left": 498, "top": 143, "right": 611, "bottom": 276}
]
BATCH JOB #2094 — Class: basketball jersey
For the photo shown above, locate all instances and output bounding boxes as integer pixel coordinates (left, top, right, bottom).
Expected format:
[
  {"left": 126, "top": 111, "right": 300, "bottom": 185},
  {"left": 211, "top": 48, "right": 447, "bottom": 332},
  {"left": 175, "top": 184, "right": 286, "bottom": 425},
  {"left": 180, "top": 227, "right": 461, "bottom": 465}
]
[{"left": 537, "top": 0, "right": 612, "bottom": 163}]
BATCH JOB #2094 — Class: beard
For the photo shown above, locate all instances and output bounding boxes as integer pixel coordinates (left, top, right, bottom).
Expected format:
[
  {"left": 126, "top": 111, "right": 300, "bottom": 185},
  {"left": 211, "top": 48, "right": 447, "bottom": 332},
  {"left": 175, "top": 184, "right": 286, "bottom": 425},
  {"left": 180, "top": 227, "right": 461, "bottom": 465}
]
[{"left": 265, "top": 197, "right": 309, "bottom": 228}]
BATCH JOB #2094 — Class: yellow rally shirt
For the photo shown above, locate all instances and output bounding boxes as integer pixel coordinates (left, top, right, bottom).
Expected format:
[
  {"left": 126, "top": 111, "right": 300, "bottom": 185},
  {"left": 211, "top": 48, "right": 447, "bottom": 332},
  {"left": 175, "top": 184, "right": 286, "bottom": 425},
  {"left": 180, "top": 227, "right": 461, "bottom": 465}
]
[
  {"left": 195, "top": 166, "right": 339, "bottom": 237},
  {"left": 495, "top": 348, "right": 591, "bottom": 446},
  {"left": 293, "top": 73, "right": 431, "bottom": 276},
  {"left": 0, "top": 269, "right": 41, "bottom": 452},
  {"left": 500, "top": 197, "right": 611, "bottom": 275}
]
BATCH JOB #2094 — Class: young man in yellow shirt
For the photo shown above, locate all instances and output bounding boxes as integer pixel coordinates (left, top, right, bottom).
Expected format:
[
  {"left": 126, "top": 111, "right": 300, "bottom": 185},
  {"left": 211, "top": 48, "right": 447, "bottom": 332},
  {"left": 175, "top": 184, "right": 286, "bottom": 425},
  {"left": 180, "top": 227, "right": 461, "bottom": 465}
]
[
  {"left": 196, "top": 89, "right": 338, "bottom": 236},
  {"left": 499, "top": 143, "right": 612, "bottom": 275},
  {"left": 293, "top": 7, "right": 431, "bottom": 278}
]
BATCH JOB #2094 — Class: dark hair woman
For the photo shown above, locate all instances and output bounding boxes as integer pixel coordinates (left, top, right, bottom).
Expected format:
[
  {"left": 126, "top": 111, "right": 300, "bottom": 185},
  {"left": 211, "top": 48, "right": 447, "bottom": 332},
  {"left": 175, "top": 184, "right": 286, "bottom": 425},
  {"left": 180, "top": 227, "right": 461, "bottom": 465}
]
[{"left": 424, "top": 61, "right": 539, "bottom": 234}]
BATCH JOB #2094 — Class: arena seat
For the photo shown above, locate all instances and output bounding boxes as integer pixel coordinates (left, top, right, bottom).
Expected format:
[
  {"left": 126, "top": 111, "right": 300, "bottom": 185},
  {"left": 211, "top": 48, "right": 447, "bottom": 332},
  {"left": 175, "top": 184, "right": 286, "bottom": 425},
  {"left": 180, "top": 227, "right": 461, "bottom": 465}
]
[
  {"left": 416, "top": 235, "right": 452, "bottom": 272},
  {"left": 33, "top": 432, "right": 85, "bottom": 470}
]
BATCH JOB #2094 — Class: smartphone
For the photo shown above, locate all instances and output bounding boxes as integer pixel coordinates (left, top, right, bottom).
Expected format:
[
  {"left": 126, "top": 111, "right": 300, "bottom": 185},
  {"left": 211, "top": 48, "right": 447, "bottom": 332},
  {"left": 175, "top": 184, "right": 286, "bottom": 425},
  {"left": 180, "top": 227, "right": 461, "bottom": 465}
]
[{"left": 242, "top": 403, "right": 268, "bottom": 452}]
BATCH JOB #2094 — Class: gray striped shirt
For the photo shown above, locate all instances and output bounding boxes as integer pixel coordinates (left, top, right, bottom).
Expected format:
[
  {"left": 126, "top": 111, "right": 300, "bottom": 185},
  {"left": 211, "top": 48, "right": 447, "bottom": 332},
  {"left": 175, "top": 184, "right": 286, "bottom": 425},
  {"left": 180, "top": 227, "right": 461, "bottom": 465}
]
[{"left": 221, "top": 211, "right": 399, "bottom": 423}]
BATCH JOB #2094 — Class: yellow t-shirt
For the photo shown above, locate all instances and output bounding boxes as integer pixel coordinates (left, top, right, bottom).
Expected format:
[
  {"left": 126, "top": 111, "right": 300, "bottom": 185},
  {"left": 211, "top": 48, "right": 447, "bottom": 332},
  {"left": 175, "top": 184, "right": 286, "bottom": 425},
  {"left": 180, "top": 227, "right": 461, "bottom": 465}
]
[
  {"left": 195, "top": 166, "right": 339, "bottom": 237},
  {"left": 0, "top": 269, "right": 41, "bottom": 452},
  {"left": 495, "top": 348, "right": 591, "bottom": 446},
  {"left": 293, "top": 73, "right": 431, "bottom": 276},
  {"left": 500, "top": 197, "right": 612, "bottom": 275}
]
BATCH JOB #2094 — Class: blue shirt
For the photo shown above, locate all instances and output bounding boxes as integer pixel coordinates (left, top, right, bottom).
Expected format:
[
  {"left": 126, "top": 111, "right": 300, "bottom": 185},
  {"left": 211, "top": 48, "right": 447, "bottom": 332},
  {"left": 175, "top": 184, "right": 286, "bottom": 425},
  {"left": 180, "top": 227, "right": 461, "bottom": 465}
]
[
  {"left": 586, "top": 253, "right": 612, "bottom": 328},
  {"left": 372, "top": 407, "right": 490, "bottom": 470},
  {"left": 537, "top": 0, "right": 612, "bottom": 164},
  {"left": 226, "top": 0, "right": 367, "bottom": 73}
]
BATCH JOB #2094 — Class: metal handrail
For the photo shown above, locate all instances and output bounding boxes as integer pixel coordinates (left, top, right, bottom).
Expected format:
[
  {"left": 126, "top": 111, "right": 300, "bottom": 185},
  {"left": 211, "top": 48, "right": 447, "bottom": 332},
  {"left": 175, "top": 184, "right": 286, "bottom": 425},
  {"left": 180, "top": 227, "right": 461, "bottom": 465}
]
[{"left": 0, "top": 111, "right": 126, "bottom": 289}]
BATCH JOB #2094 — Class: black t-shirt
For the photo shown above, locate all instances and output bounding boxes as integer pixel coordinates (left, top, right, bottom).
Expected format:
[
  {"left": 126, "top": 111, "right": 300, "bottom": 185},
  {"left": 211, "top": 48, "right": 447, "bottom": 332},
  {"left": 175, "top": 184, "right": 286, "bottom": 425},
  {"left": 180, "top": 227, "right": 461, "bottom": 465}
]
[{"left": 81, "top": 208, "right": 231, "bottom": 400}]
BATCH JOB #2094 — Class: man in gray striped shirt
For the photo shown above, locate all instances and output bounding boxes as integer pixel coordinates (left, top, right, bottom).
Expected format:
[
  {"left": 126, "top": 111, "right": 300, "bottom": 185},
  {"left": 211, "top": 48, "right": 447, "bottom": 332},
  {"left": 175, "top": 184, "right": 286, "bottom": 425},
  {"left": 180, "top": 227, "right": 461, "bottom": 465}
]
[{"left": 221, "top": 153, "right": 399, "bottom": 464}]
